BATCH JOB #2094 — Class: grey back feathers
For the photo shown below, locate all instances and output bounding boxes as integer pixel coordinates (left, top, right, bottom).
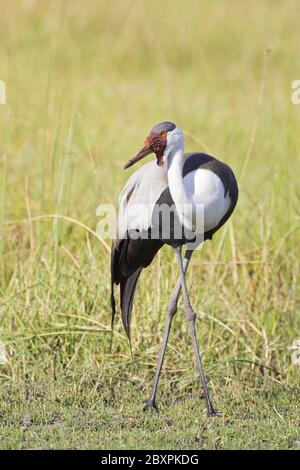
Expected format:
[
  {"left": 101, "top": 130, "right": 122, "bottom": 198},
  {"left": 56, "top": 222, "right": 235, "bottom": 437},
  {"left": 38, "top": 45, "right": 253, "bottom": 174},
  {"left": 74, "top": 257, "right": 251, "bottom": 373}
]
[{"left": 117, "top": 160, "right": 168, "bottom": 241}]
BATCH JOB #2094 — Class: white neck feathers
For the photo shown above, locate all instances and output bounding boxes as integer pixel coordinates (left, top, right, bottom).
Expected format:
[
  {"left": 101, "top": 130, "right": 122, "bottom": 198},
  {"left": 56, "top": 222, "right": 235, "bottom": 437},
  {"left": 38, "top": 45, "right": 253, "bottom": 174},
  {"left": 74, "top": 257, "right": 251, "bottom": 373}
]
[{"left": 166, "top": 146, "right": 195, "bottom": 231}]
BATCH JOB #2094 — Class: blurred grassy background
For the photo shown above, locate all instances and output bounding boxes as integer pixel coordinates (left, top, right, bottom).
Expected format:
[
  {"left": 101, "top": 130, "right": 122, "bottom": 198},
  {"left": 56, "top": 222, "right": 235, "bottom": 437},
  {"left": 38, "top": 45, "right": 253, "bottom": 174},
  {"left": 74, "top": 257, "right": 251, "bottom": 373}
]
[{"left": 0, "top": 0, "right": 300, "bottom": 449}]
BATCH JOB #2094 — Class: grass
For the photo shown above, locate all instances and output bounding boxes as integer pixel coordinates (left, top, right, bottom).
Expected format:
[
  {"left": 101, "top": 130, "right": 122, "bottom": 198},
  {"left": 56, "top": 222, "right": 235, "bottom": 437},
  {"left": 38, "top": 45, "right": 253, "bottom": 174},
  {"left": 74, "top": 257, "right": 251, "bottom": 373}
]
[
  {"left": 0, "top": 0, "right": 300, "bottom": 450},
  {"left": 1, "top": 380, "right": 300, "bottom": 450}
]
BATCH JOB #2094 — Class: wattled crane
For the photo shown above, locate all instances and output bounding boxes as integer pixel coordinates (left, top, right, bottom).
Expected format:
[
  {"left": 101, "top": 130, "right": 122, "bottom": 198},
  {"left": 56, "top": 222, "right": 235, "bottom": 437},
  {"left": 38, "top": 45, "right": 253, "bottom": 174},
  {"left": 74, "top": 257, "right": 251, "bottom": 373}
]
[{"left": 111, "top": 121, "right": 238, "bottom": 416}]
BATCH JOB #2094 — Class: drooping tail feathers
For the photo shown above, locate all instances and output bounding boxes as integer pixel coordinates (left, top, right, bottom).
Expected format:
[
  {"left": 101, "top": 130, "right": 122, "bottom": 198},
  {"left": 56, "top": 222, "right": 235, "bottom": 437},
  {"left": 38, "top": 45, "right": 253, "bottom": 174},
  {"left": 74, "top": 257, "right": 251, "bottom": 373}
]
[
  {"left": 111, "top": 239, "right": 142, "bottom": 341},
  {"left": 110, "top": 237, "right": 162, "bottom": 341}
]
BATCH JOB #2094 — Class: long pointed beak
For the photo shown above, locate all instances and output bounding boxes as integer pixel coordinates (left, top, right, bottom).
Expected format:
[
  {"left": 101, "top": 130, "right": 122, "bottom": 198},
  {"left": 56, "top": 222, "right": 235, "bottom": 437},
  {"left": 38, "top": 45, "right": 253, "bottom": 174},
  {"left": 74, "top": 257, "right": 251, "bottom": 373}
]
[{"left": 124, "top": 145, "right": 152, "bottom": 169}]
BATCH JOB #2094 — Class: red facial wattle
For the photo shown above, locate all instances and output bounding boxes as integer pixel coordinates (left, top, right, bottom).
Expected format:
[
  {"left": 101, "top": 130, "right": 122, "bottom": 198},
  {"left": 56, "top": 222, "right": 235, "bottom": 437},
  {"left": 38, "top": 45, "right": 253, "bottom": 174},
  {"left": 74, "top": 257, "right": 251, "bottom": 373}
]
[{"left": 124, "top": 131, "right": 167, "bottom": 169}]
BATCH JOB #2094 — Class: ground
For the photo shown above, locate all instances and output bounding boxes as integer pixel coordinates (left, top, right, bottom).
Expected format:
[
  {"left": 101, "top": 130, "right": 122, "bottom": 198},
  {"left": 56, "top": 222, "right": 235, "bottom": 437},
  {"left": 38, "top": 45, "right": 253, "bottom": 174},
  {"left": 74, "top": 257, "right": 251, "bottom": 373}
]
[
  {"left": 0, "top": 0, "right": 300, "bottom": 450},
  {"left": 1, "top": 379, "right": 300, "bottom": 450}
]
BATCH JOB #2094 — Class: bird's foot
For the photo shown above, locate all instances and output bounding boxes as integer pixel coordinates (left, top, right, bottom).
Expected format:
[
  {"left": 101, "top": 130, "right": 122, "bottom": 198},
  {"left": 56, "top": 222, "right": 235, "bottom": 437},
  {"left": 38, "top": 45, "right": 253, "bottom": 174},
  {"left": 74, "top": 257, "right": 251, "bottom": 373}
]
[
  {"left": 143, "top": 398, "right": 159, "bottom": 413},
  {"left": 207, "top": 406, "right": 222, "bottom": 418}
]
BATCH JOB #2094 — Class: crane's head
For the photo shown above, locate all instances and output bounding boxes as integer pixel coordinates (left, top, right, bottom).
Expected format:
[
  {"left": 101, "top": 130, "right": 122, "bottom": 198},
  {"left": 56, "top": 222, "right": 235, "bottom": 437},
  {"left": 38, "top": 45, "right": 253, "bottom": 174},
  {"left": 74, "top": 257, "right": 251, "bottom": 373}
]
[{"left": 124, "top": 121, "right": 184, "bottom": 169}]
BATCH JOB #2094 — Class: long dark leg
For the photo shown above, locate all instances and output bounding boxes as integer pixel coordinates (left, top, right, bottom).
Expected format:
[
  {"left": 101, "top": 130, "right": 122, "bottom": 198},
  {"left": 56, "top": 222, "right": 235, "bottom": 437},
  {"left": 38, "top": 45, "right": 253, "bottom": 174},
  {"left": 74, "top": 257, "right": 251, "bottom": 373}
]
[
  {"left": 143, "top": 250, "right": 193, "bottom": 412},
  {"left": 174, "top": 246, "right": 217, "bottom": 417}
]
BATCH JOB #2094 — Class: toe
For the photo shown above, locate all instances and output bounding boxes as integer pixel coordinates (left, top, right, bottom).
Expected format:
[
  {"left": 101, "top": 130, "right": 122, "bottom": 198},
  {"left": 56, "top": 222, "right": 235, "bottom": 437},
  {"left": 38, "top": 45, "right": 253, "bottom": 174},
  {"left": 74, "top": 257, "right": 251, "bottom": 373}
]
[{"left": 143, "top": 399, "right": 159, "bottom": 412}]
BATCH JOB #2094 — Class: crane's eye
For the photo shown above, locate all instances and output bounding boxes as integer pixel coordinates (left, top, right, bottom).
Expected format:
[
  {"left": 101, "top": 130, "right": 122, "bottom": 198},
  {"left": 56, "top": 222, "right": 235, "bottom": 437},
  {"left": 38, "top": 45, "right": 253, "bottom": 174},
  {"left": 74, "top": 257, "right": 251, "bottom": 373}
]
[{"left": 161, "top": 131, "right": 167, "bottom": 138}]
